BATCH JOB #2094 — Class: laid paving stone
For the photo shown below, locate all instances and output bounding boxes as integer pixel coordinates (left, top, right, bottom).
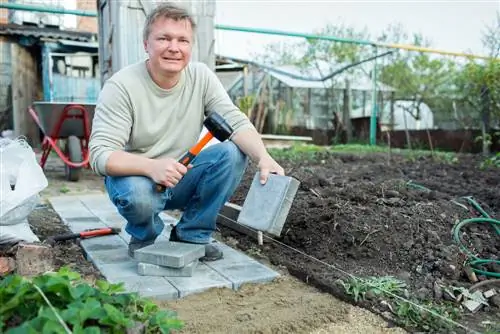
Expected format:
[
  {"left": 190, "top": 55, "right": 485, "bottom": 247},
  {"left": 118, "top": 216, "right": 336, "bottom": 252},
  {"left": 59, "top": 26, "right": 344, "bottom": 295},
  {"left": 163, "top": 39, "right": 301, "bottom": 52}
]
[
  {"left": 134, "top": 241, "right": 205, "bottom": 268},
  {"left": 166, "top": 263, "right": 232, "bottom": 298},
  {"left": 86, "top": 248, "right": 132, "bottom": 265},
  {"left": 62, "top": 217, "right": 107, "bottom": 233},
  {"left": 99, "top": 214, "right": 127, "bottom": 227},
  {"left": 206, "top": 260, "right": 280, "bottom": 290},
  {"left": 97, "top": 261, "right": 139, "bottom": 281},
  {"left": 49, "top": 197, "right": 95, "bottom": 219},
  {"left": 138, "top": 260, "right": 198, "bottom": 277},
  {"left": 80, "top": 234, "right": 128, "bottom": 252},
  {"left": 203, "top": 243, "right": 280, "bottom": 289},
  {"left": 79, "top": 194, "right": 116, "bottom": 211},
  {"left": 107, "top": 276, "right": 179, "bottom": 300}
]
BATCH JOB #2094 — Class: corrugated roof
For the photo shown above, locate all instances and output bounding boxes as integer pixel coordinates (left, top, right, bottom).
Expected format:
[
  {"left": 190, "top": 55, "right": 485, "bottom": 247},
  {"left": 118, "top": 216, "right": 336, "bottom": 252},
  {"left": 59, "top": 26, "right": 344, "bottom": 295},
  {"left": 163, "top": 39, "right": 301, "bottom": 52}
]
[
  {"left": 268, "top": 65, "right": 395, "bottom": 92},
  {"left": 0, "top": 23, "right": 96, "bottom": 42}
]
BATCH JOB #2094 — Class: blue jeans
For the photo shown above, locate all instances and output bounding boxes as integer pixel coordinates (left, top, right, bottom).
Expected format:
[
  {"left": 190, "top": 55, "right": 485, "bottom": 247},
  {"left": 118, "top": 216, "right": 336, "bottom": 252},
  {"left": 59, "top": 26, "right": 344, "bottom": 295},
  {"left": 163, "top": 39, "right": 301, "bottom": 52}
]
[{"left": 104, "top": 141, "right": 248, "bottom": 244}]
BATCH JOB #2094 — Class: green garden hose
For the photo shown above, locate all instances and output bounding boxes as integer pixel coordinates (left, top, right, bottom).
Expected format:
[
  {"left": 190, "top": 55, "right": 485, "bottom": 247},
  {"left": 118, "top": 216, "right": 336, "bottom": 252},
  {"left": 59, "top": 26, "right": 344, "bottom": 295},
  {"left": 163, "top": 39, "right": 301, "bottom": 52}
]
[
  {"left": 451, "top": 196, "right": 500, "bottom": 278},
  {"left": 405, "top": 182, "right": 500, "bottom": 278}
]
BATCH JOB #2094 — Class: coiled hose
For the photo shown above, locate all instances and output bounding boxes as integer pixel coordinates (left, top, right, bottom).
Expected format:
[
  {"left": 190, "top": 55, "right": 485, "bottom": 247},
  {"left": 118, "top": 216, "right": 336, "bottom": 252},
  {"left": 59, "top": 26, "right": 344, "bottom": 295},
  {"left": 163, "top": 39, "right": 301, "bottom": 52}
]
[
  {"left": 405, "top": 181, "right": 500, "bottom": 278},
  {"left": 451, "top": 196, "right": 500, "bottom": 278}
]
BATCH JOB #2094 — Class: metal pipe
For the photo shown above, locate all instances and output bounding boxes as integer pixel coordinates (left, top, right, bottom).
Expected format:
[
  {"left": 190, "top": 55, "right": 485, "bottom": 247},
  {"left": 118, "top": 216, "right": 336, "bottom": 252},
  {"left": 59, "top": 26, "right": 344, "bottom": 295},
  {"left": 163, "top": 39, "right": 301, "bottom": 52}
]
[
  {"left": 0, "top": 3, "right": 97, "bottom": 17},
  {"left": 370, "top": 47, "right": 378, "bottom": 145},
  {"left": 216, "top": 24, "right": 495, "bottom": 60},
  {"left": 216, "top": 24, "right": 375, "bottom": 46}
]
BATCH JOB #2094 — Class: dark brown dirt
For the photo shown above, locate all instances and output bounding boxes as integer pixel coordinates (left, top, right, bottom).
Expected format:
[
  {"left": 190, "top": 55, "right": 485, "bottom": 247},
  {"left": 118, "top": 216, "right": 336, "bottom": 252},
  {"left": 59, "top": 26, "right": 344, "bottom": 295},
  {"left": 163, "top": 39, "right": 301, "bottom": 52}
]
[{"left": 224, "top": 151, "right": 500, "bottom": 333}]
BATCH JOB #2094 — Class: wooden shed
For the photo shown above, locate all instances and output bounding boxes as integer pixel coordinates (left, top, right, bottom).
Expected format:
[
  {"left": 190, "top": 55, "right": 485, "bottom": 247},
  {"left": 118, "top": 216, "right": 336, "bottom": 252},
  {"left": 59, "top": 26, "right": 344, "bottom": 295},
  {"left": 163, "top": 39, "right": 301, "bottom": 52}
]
[{"left": 0, "top": 23, "right": 97, "bottom": 146}]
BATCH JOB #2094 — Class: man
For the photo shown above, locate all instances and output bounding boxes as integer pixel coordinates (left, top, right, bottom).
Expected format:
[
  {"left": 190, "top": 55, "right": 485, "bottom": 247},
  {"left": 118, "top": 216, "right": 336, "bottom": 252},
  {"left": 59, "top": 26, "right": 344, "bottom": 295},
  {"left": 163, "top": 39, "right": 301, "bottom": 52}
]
[{"left": 89, "top": 3, "right": 284, "bottom": 261}]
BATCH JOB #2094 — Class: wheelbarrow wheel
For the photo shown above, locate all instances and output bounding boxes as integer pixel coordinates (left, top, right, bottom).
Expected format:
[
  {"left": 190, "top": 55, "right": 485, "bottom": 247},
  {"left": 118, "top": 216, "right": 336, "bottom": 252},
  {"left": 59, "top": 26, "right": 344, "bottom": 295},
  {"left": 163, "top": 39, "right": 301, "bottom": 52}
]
[{"left": 64, "top": 135, "right": 82, "bottom": 182}]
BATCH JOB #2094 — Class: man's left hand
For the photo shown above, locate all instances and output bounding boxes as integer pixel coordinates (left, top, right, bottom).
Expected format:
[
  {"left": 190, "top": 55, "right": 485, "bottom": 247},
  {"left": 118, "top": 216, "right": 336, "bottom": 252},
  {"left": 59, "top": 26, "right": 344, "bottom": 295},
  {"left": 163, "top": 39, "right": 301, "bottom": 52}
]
[{"left": 257, "top": 154, "right": 285, "bottom": 184}]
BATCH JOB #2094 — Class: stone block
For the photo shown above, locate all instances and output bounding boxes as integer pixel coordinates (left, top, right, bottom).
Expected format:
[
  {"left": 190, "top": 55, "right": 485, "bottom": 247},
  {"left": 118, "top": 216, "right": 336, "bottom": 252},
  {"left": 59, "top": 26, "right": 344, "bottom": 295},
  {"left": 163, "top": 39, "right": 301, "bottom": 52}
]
[
  {"left": 15, "top": 243, "right": 54, "bottom": 276},
  {"left": 166, "top": 263, "right": 232, "bottom": 297},
  {"left": 80, "top": 234, "right": 128, "bottom": 252},
  {"left": 107, "top": 275, "right": 179, "bottom": 300},
  {"left": 63, "top": 217, "right": 107, "bottom": 233},
  {"left": 199, "top": 243, "right": 280, "bottom": 289},
  {"left": 138, "top": 260, "right": 198, "bottom": 277},
  {"left": 97, "top": 261, "right": 139, "bottom": 281},
  {"left": 134, "top": 241, "right": 204, "bottom": 268},
  {"left": 484, "top": 289, "right": 497, "bottom": 299},
  {"left": 86, "top": 248, "right": 132, "bottom": 265},
  {"left": 0, "top": 257, "right": 15, "bottom": 276},
  {"left": 237, "top": 173, "right": 300, "bottom": 236}
]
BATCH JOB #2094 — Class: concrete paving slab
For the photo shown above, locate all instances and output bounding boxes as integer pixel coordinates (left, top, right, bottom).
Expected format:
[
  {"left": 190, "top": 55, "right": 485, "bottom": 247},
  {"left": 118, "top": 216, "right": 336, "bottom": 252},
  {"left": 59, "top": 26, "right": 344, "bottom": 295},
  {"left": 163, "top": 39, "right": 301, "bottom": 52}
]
[
  {"left": 97, "top": 261, "right": 139, "bottom": 281},
  {"left": 108, "top": 276, "right": 179, "bottom": 300},
  {"left": 85, "top": 248, "right": 132, "bottom": 265},
  {"left": 237, "top": 173, "right": 300, "bottom": 236},
  {"left": 206, "top": 260, "right": 280, "bottom": 290},
  {"left": 138, "top": 260, "right": 198, "bottom": 277},
  {"left": 49, "top": 193, "right": 281, "bottom": 300},
  {"left": 166, "top": 263, "right": 232, "bottom": 298},
  {"left": 80, "top": 234, "right": 128, "bottom": 252},
  {"left": 134, "top": 241, "right": 205, "bottom": 268},
  {"left": 62, "top": 217, "right": 107, "bottom": 233}
]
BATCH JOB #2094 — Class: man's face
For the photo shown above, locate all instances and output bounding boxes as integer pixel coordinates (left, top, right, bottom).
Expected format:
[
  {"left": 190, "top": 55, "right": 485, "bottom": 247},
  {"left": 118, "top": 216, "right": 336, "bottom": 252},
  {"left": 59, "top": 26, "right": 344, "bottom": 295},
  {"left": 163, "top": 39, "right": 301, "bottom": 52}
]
[{"left": 144, "top": 17, "right": 193, "bottom": 76}]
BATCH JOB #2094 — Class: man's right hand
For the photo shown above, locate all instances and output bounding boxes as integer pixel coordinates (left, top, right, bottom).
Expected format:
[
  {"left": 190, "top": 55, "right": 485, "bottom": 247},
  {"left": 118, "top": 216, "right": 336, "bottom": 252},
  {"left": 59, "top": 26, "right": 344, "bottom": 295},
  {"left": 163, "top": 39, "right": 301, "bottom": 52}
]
[{"left": 147, "top": 158, "right": 191, "bottom": 188}]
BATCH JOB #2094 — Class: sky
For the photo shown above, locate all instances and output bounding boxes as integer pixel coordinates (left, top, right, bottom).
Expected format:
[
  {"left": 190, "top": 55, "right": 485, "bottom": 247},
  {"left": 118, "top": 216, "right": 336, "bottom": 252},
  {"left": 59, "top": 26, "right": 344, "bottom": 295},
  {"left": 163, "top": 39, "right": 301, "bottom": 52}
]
[{"left": 213, "top": 0, "right": 500, "bottom": 61}]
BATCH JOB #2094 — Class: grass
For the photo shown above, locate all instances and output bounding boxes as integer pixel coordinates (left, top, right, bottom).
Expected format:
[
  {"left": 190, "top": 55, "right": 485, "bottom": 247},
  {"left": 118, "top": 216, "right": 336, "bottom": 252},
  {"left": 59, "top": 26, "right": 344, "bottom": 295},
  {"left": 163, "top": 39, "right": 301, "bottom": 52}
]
[
  {"left": 268, "top": 143, "right": 458, "bottom": 163},
  {"left": 337, "top": 276, "right": 462, "bottom": 332}
]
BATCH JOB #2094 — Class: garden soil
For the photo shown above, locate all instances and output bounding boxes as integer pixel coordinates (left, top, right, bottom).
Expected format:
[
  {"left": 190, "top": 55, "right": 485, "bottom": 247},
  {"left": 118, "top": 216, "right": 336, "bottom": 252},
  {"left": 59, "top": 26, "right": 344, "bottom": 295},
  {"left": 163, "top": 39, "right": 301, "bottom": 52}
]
[
  {"left": 14, "top": 155, "right": 405, "bottom": 334},
  {"left": 225, "top": 151, "right": 500, "bottom": 333}
]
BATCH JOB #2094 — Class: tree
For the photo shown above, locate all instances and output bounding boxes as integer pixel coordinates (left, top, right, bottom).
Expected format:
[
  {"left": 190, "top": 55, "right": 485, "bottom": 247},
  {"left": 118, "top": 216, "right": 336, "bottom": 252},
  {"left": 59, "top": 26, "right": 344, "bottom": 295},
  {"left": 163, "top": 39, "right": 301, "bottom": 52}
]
[{"left": 453, "top": 11, "right": 500, "bottom": 154}]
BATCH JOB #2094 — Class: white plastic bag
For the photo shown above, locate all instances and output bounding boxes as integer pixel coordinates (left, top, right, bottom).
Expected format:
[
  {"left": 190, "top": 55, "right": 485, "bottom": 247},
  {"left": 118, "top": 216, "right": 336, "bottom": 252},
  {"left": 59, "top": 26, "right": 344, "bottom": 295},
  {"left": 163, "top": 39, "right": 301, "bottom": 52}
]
[{"left": 0, "top": 137, "right": 48, "bottom": 245}]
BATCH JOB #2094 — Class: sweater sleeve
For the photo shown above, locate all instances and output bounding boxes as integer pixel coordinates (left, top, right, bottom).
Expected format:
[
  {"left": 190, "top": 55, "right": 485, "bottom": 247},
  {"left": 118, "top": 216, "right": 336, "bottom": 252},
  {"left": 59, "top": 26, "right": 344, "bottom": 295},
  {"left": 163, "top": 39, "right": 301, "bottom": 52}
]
[
  {"left": 89, "top": 80, "right": 133, "bottom": 176},
  {"left": 202, "top": 64, "right": 256, "bottom": 137}
]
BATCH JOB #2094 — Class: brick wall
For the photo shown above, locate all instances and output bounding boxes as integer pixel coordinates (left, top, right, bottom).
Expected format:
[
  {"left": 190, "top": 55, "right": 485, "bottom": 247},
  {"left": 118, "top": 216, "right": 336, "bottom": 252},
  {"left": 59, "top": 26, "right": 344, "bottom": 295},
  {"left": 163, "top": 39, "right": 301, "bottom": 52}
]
[{"left": 76, "top": 0, "right": 97, "bottom": 33}]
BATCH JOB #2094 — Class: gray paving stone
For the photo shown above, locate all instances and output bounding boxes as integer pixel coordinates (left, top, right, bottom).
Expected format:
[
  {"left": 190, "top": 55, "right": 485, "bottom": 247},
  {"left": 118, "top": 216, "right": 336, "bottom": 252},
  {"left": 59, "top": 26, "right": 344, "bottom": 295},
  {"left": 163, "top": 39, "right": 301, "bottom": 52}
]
[
  {"left": 108, "top": 276, "right": 179, "bottom": 300},
  {"left": 203, "top": 243, "right": 279, "bottom": 289},
  {"left": 49, "top": 197, "right": 95, "bottom": 219},
  {"left": 134, "top": 241, "right": 205, "bottom": 268},
  {"left": 166, "top": 263, "right": 232, "bottom": 297},
  {"left": 62, "top": 217, "right": 107, "bottom": 233},
  {"left": 80, "top": 234, "right": 128, "bottom": 252},
  {"left": 206, "top": 260, "right": 280, "bottom": 290},
  {"left": 86, "top": 248, "right": 132, "bottom": 265},
  {"left": 237, "top": 173, "right": 300, "bottom": 236},
  {"left": 96, "top": 261, "right": 139, "bottom": 281},
  {"left": 138, "top": 260, "right": 198, "bottom": 277},
  {"left": 99, "top": 213, "right": 127, "bottom": 228},
  {"left": 209, "top": 243, "right": 256, "bottom": 264},
  {"left": 78, "top": 194, "right": 115, "bottom": 210}
]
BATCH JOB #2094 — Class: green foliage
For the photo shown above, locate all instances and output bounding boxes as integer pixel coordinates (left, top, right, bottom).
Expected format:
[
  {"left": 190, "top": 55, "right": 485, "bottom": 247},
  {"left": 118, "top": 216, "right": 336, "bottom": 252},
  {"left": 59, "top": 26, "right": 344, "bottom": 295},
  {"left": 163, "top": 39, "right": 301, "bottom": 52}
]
[
  {"left": 393, "top": 299, "right": 460, "bottom": 332},
  {"left": 338, "top": 276, "right": 406, "bottom": 302},
  {"left": 268, "top": 143, "right": 458, "bottom": 164},
  {"left": 338, "top": 276, "right": 461, "bottom": 332},
  {"left": 268, "top": 143, "right": 330, "bottom": 161},
  {"left": 480, "top": 152, "right": 500, "bottom": 169},
  {"left": 0, "top": 267, "right": 183, "bottom": 333}
]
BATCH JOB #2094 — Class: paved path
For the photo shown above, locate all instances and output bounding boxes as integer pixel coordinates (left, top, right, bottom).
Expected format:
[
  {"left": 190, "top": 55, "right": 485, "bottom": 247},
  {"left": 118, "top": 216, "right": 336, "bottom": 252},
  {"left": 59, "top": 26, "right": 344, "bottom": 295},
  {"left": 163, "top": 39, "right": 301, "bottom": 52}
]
[{"left": 48, "top": 194, "right": 279, "bottom": 300}]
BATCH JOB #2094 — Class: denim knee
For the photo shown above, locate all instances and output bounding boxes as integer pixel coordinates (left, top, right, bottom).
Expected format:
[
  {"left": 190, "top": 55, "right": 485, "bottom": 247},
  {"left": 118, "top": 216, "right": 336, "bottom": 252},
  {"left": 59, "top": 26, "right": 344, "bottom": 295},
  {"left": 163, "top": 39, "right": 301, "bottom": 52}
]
[
  {"left": 217, "top": 141, "right": 248, "bottom": 172},
  {"left": 105, "top": 176, "right": 157, "bottom": 222}
]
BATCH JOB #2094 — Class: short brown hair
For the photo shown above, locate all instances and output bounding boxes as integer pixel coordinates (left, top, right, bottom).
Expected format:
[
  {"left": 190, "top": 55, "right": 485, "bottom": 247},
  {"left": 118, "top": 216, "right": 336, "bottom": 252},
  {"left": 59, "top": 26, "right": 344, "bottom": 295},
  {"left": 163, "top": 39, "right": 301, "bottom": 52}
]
[{"left": 143, "top": 3, "right": 196, "bottom": 41}]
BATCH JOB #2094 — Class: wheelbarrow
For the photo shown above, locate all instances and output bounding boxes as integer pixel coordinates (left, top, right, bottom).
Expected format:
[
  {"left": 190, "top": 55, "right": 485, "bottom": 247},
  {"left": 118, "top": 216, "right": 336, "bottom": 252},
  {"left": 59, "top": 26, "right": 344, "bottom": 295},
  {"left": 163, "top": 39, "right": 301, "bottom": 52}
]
[{"left": 27, "top": 101, "right": 96, "bottom": 182}]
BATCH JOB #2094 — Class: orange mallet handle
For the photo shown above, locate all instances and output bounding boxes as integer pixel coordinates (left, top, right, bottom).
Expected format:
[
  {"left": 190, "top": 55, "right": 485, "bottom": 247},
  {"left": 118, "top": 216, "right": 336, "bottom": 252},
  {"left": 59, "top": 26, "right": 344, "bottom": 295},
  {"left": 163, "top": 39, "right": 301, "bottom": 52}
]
[{"left": 155, "top": 132, "right": 214, "bottom": 192}]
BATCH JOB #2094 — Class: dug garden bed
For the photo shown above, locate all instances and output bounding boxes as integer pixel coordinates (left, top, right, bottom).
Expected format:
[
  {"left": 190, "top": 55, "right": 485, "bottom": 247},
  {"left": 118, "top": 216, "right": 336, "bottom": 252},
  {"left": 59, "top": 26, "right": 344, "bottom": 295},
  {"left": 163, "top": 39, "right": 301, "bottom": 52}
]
[{"left": 224, "top": 147, "right": 500, "bottom": 334}]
